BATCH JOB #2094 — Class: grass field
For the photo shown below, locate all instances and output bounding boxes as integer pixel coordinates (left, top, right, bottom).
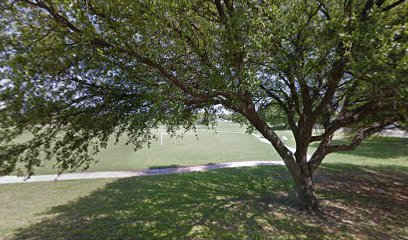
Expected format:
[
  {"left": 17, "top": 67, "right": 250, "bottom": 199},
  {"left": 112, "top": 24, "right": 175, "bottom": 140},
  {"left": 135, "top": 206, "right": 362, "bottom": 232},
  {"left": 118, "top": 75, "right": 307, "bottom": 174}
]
[
  {"left": 12, "top": 122, "right": 408, "bottom": 175},
  {"left": 1, "top": 164, "right": 407, "bottom": 239},
  {"left": 1, "top": 122, "right": 407, "bottom": 239},
  {"left": 12, "top": 122, "right": 295, "bottom": 175}
]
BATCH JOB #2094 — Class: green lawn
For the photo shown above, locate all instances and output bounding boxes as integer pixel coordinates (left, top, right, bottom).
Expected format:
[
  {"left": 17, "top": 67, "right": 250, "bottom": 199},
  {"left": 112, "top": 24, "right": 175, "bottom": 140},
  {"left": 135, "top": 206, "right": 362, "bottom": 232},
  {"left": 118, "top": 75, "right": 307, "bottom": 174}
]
[
  {"left": 0, "top": 179, "right": 114, "bottom": 239},
  {"left": 13, "top": 122, "right": 408, "bottom": 174},
  {"left": 1, "top": 164, "right": 407, "bottom": 239},
  {"left": 13, "top": 123, "right": 295, "bottom": 175},
  {"left": 1, "top": 123, "right": 407, "bottom": 239},
  {"left": 312, "top": 136, "right": 408, "bottom": 168}
]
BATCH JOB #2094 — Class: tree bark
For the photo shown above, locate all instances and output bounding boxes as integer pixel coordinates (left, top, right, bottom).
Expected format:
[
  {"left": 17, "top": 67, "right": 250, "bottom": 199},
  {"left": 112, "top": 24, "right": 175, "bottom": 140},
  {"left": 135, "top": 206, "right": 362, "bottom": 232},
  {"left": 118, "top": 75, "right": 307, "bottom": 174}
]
[
  {"left": 236, "top": 103, "right": 321, "bottom": 213},
  {"left": 293, "top": 168, "right": 319, "bottom": 213}
]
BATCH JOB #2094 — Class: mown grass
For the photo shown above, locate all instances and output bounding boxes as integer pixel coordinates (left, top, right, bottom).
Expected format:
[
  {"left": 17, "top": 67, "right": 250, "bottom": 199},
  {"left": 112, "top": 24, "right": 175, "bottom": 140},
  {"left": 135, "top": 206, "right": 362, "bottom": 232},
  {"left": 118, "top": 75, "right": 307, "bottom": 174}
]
[
  {"left": 2, "top": 123, "right": 407, "bottom": 239},
  {"left": 12, "top": 122, "right": 295, "bottom": 175},
  {"left": 1, "top": 164, "right": 407, "bottom": 239},
  {"left": 0, "top": 179, "right": 114, "bottom": 239},
  {"left": 12, "top": 123, "right": 407, "bottom": 175},
  {"left": 316, "top": 136, "right": 408, "bottom": 167}
]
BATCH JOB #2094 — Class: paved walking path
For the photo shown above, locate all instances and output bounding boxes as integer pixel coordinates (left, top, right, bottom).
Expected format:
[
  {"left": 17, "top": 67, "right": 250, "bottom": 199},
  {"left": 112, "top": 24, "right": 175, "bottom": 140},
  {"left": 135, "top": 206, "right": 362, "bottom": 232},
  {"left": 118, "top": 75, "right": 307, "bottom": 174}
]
[
  {"left": 0, "top": 133, "right": 304, "bottom": 185},
  {"left": 0, "top": 160, "right": 284, "bottom": 184}
]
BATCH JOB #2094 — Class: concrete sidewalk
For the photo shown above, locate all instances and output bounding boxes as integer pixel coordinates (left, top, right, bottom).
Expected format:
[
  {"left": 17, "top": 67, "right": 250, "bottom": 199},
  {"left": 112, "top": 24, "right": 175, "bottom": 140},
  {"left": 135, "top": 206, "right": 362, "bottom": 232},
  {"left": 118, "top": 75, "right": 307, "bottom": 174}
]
[{"left": 0, "top": 160, "right": 285, "bottom": 184}]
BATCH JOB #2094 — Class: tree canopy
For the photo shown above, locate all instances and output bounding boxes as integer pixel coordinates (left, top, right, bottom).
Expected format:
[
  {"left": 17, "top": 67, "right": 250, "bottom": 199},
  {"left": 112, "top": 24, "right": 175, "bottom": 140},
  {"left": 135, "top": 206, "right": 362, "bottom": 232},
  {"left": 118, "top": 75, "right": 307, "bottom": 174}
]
[{"left": 1, "top": 0, "right": 407, "bottom": 211}]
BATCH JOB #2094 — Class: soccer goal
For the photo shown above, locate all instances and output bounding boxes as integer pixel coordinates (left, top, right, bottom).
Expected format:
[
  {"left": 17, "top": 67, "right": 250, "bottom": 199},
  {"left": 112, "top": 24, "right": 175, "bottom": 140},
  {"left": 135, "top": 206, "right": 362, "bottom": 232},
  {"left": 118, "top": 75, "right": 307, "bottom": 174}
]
[{"left": 160, "top": 132, "right": 179, "bottom": 148}]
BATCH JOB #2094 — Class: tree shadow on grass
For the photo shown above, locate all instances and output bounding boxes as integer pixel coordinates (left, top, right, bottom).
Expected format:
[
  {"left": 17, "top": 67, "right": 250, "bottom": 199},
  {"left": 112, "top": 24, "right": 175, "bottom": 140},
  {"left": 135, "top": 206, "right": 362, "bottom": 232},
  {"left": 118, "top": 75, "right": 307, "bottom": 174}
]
[
  {"left": 315, "top": 163, "right": 408, "bottom": 239},
  {"left": 10, "top": 165, "right": 408, "bottom": 240},
  {"left": 310, "top": 136, "right": 408, "bottom": 160}
]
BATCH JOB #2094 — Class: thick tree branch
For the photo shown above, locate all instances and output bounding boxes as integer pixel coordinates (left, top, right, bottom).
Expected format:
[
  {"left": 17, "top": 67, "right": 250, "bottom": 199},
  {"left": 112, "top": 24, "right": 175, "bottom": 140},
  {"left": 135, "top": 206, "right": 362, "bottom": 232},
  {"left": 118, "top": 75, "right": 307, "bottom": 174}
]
[
  {"left": 362, "top": 0, "right": 375, "bottom": 19},
  {"left": 23, "top": 0, "right": 81, "bottom": 33},
  {"left": 233, "top": 101, "right": 300, "bottom": 176},
  {"left": 317, "top": 1, "right": 331, "bottom": 20},
  {"left": 283, "top": 71, "right": 302, "bottom": 115},
  {"left": 309, "top": 95, "right": 396, "bottom": 144},
  {"left": 308, "top": 132, "right": 334, "bottom": 173},
  {"left": 308, "top": 116, "right": 401, "bottom": 172},
  {"left": 310, "top": 135, "right": 324, "bottom": 142},
  {"left": 312, "top": 45, "right": 346, "bottom": 120},
  {"left": 260, "top": 84, "right": 299, "bottom": 134},
  {"left": 381, "top": 0, "right": 406, "bottom": 11},
  {"left": 214, "top": 0, "right": 227, "bottom": 23},
  {"left": 21, "top": 0, "right": 223, "bottom": 104},
  {"left": 326, "top": 119, "right": 398, "bottom": 154}
]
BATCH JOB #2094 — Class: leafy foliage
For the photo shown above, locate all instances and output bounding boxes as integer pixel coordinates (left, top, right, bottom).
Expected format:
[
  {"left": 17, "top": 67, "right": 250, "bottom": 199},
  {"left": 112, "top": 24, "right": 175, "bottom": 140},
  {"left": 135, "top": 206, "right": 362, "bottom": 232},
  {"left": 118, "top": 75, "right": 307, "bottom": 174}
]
[{"left": 0, "top": 0, "right": 407, "bottom": 183}]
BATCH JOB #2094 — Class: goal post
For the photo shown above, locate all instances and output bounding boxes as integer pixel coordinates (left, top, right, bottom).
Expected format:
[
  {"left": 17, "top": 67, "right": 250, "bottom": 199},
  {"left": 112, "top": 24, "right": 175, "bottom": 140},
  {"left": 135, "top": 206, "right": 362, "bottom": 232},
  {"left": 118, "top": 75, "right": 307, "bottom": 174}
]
[{"left": 160, "top": 132, "right": 177, "bottom": 148}]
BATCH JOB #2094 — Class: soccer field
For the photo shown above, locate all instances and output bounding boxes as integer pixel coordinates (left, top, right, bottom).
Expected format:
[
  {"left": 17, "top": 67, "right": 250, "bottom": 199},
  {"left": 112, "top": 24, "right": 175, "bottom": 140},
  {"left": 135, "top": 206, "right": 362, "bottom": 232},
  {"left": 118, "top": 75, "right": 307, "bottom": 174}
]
[
  {"left": 10, "top": 122, "right": 408, "bottom": 175},
  {"left": 12, "top": 122, "right": 295, "bottom": 175}
]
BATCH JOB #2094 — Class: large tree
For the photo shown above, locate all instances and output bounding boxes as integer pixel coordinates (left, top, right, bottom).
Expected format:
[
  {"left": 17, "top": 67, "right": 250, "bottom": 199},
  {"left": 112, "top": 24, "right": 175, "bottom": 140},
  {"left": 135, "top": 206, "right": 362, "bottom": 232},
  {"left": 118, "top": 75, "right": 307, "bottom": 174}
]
[{"left": 0, "top": 0, "right": 407, "bottom": 212}]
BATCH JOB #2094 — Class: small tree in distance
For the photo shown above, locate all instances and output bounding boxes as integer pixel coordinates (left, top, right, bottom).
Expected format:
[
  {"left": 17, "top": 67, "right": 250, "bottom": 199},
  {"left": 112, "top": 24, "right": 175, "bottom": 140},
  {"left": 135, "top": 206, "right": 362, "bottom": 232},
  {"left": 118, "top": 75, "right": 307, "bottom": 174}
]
[{"left": 0, "top": 0, "right": 407, "bottom": 213}]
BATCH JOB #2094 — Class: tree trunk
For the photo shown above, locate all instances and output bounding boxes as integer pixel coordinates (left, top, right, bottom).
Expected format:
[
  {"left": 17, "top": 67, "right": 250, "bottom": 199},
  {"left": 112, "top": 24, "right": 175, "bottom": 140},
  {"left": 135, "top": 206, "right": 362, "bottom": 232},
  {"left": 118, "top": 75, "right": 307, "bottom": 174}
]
[
  {"left": 238, "top": 105, "right": 320, "bottom": 213},
  {"left": 294, "top": 171, "right": 319, "bottom": 213}
]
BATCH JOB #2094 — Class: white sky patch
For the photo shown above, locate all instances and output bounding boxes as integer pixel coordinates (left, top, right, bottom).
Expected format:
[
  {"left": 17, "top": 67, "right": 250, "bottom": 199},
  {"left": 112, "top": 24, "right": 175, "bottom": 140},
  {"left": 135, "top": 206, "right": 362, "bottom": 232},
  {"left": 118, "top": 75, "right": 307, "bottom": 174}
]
[
  {"left": 0, "top": 78, "right": 12, "bottom": 110},
  {"left": 0, "top": 78, "right": 12, "bottom": 89}
]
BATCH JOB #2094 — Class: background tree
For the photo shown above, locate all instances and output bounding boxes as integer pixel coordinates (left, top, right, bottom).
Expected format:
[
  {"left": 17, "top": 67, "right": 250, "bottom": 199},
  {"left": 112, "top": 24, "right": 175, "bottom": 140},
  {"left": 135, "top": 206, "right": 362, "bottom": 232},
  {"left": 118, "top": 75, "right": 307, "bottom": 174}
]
[{"left": 0, "top": 0, "right": 407, "bottom": 212}]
